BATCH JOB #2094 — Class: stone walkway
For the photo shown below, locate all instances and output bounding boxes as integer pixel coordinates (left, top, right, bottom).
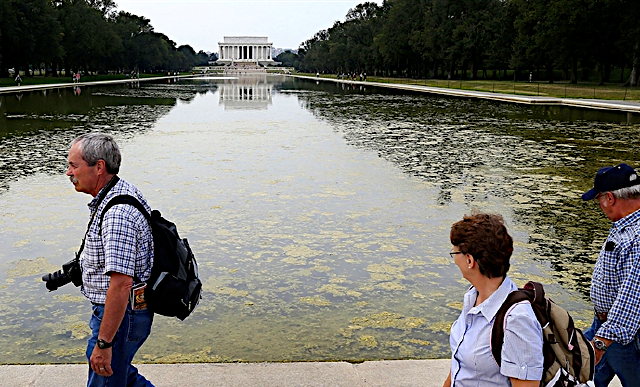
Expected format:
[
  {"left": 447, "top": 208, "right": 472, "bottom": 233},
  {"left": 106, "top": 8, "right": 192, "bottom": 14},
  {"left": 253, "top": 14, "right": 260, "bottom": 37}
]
[
  {"left": 296, "top": 75, "right": 640, "bottom": 114},
  {"left": 0, "top": 360, "right": 621, "bottom": 387},
  {"left": 0, "top": 75, "right": 195, "bottom": 95},
  {"left": 0, "top": 360, "right": 450, "bottom": 387}
]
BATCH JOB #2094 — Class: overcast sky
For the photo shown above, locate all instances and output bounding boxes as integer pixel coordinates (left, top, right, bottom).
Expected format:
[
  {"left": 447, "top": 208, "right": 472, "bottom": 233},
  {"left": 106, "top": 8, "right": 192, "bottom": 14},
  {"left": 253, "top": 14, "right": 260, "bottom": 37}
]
[{"left": 114, "top": 0, "right": 382, "bottom": 53}]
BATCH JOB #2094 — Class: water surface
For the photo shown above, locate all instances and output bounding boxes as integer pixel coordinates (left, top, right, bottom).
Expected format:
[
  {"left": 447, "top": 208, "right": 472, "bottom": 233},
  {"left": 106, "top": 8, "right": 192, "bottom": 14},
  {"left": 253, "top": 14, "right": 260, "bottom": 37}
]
[{"left": 0, "top": 76, "right": 638, "bottom": 363}]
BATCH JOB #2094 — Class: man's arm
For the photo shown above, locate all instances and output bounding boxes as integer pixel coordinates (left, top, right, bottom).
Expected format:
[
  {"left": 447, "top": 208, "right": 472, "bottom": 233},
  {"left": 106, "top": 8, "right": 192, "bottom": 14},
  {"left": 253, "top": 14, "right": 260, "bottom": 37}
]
[
  {"left": 510, "top": 378, "right": 540, "bottom": 387},
  {"left": 592, "top": 336, "right": 613, "bottom": 365},
  {"left": 597, "top": 242, "right": 640, "bottom": 345},
  {"left": 442, "top": 370, "right": 451, "bottom": 387},
  {"left": 89, "top": 272, "right": 132, "bottom": 377}
]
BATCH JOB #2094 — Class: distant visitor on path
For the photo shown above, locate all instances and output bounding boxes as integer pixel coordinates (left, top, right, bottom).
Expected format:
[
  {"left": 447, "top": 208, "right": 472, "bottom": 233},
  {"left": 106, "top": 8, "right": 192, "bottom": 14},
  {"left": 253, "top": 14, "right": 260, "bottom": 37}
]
[
  {"left": 443, "top": 213, "right": 543, "bottom": 387},
  {"left": 62, "top": 133, "right": 155, "bottom": 386},
  {"left": 581, "top": 163, "right": 640, "bottom": 387},
  {"left": 15, "top": 74, "right": 21, "bottom": 86}
]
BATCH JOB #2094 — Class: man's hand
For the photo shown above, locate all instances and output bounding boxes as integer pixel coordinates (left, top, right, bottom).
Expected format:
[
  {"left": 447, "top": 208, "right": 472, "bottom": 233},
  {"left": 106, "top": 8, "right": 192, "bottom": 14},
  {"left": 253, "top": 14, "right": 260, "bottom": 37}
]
[
  {"left": 592, "top": 337, "right": 613, "bottom": 365},
  {"left": 91, "top": 272, "right": 132, "bottom": 377},
  {"left": 90, "top": 346, "right": 113, "bottom": 376}
]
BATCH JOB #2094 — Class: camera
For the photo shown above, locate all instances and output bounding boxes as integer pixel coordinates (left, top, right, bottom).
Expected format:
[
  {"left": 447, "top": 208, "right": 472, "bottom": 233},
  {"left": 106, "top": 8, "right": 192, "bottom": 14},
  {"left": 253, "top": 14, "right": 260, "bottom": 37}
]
[{"left": 42, "top": 258, "right": 83, "bottom": 291}]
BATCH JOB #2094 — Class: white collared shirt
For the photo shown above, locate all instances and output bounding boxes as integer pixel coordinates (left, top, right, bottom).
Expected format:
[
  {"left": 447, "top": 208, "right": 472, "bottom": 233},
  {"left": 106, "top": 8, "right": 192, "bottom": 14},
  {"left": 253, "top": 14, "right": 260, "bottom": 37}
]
[{"left": 449, "top": 276, "right": 543, "bottom": 386}]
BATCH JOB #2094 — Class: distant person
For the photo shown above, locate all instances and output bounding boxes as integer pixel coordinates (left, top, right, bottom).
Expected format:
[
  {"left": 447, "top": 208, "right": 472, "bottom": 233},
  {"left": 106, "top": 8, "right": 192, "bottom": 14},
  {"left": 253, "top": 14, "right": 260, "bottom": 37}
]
[
  {"left": 14, "top": 74, "right": 22, "bottom": 86},
  {"left": 65, "top": 133, "right": 155, "bottom": 386},
  {"left": 581, "top": 163, "right": 640, "bottom": 386},
  {"left": 443, "top": 213, "right": 543, "bottom": 387}
]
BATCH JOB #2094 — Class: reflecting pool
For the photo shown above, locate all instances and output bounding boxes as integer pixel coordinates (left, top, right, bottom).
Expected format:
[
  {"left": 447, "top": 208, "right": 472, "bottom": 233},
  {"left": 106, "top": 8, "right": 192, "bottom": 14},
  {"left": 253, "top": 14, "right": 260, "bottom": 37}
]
[{"left": 0, "top": 75, "right": 638, "bottom": 364}]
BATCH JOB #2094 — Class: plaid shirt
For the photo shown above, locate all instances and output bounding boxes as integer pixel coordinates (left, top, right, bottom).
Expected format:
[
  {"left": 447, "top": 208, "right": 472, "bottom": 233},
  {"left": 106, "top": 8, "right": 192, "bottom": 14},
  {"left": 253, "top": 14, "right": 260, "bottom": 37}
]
[
  {"left": 80, "top": 178, "right": 153, "bottom": 304},
  {"left": 591, "top": 208, "right": 640, "bottom": 345}
]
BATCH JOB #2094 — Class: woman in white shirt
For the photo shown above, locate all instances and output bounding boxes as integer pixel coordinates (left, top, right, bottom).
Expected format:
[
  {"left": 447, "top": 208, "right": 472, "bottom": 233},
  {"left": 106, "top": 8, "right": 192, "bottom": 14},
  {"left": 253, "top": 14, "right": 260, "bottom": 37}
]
[{"left": 443, "top": 213, "right": 544, "bottom": 387}]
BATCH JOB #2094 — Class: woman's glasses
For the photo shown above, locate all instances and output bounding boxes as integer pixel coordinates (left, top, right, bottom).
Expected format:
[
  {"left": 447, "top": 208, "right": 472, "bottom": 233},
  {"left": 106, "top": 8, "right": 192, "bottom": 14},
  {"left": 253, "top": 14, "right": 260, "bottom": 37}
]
[{"left": 449, "top": 251, "right": 464, "bottom": 258}]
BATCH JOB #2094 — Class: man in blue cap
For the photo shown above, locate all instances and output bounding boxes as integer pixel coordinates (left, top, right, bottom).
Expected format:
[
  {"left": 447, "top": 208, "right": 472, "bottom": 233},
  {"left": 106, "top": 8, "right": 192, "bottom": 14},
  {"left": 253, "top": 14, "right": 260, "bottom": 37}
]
[{"left": 582, "top": 163, "right": 640, "bottom": 386}]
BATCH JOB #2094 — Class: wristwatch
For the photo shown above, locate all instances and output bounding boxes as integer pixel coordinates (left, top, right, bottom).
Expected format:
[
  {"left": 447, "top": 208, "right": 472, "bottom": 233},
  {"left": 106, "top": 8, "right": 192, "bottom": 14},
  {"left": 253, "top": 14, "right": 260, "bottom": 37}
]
[
  {"left": 593, "top": 338, "right": 608, "bottom": 351},
  {"left": 96, "top": 339, "right": 113, "bottom": 349}
]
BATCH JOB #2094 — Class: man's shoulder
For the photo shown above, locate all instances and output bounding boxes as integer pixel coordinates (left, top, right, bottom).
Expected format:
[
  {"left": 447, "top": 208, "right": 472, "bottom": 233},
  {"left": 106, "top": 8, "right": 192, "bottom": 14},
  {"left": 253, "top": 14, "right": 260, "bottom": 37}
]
[
  {"left": 106, "top": 179, "right": 151, "bottom": 208},
  {"left": 99, "top": 178, "right": 152, "bottom": 224}
]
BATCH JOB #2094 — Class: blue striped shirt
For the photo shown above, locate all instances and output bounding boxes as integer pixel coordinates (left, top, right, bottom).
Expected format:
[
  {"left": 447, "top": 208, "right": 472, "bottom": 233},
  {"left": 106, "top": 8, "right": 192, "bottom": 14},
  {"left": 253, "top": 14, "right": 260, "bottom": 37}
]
[
  {"left": 449, "top": 277, "right": 543, "bottom": 386},
  {"left": 591, "top": 208, "right": 640, "bottom": 345},
  {"left": 80, "top": 178, "right": 154, "bottom": 304}
]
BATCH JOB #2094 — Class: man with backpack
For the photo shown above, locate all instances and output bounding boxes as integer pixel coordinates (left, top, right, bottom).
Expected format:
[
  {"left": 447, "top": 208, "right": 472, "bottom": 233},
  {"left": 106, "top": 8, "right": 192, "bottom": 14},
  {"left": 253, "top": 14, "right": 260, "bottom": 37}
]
[
  {"left": 66, "top": 133, "right": 155, "bottom": 387},
  {"left": 582, "top": 163, "right": 640, "bottom": 386}
]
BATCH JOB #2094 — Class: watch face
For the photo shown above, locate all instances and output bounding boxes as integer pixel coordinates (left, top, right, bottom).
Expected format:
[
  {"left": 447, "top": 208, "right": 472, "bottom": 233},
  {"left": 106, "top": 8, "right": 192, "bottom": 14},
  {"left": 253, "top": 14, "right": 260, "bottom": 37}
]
[
  {"left": 594, "top": 339, "right": 607, "bottom": 351},
  {"left": 97, "top": 339, "right": 112, "bottom": 349}
]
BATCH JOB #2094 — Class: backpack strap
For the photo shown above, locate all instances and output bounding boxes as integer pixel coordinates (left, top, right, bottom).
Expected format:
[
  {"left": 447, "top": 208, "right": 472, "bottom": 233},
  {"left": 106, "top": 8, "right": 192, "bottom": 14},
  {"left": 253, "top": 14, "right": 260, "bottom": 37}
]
[
  {"left": 98, "top": 194, "right": 151, "bottom": 283},
  {"left": 491, "top": 289, "right": 532, "bottom": 365},
  {"left": 76, "top": 175, "right": 120, "bottom": 259},
  {"left": 522, "top": 281, "right": 549, "bottom": 328},
  {"left": 99, "top": 195, "right": 151, "bottom": 228}
]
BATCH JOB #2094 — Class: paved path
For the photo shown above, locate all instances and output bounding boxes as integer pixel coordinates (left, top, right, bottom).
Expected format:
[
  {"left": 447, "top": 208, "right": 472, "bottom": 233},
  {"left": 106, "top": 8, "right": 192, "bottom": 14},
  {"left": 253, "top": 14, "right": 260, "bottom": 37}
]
[
  {"left": 0, "top": 360, "right": 621, "bottom": 387},
  {"left": 0, "top": 360, "right": 450, "bottom": 387},
  {"left": 4, "top": 74, "right": 639, "bottom": 115},
  {"left": 295, "top": 75, "right": 640, "bottom": 114},
  {"left": 0, "top": 75, "right": 197, "bottom": 95}
]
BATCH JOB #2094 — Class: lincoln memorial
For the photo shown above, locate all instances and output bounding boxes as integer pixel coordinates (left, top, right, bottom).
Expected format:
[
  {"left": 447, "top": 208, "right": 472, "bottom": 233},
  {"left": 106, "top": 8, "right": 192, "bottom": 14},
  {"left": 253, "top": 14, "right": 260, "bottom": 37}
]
[{"left": 217, "top": 36, "right": 275, "bottom": 67}]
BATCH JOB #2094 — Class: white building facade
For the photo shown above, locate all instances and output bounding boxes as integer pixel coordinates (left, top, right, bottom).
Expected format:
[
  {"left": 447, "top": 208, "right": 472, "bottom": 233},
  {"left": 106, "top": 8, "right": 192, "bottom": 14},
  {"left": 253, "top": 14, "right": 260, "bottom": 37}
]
[{"left": 218, "top": 36, "right": 275, "bottom": 66}]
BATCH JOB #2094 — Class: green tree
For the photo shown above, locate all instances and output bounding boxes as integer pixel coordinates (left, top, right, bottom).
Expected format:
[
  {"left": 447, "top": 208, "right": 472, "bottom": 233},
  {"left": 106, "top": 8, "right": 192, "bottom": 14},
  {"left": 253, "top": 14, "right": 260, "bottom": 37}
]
[
  {"left": 196, "top": 50, "right": 210, "bottom": 66},
  {"left": 0, "top": 0, "right": 63, "bottom": 75},
  {"left": 275, "top": 50, "right": 299, "bottom": 67},
  {"left": 58, "top": 0, "right": 116, "bottom": 73}
]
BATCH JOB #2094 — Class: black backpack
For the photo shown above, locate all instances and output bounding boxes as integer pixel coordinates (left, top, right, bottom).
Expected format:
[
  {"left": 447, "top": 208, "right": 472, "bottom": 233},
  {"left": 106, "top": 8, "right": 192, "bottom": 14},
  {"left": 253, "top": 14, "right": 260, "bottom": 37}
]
[
  {"left": 491, "top": 281, "right": 594, "bottom": 387},
  {"left": 100, "top": 195, "right": 202, "bottom": 320}
]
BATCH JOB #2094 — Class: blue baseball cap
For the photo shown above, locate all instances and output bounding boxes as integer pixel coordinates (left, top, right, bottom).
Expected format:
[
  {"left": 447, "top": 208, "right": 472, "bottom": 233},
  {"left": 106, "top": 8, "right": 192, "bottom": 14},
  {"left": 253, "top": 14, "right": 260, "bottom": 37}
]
[{"left": 582, "top": 163, "right": 640, "bottom": 200}]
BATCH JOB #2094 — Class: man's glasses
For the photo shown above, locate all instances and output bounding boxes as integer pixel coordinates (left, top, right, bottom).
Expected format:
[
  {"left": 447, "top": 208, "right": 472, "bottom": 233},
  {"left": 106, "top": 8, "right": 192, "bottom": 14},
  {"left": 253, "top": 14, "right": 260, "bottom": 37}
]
[
  {"left": 594, "top": 192, "right": 609, "bottom": 203},
  {"left": 449, "top": 251, "right": 464, "bottom": 258}
]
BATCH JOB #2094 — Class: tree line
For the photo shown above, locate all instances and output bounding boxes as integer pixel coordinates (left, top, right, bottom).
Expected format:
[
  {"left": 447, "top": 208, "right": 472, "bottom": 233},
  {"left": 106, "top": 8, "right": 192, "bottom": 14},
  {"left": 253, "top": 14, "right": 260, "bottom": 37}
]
[
  {"left": 295, "top": 0, "right": 640, "bottom": 85},
  {"left": 0, "top": 0, "right": 214, "bottom": 77}
]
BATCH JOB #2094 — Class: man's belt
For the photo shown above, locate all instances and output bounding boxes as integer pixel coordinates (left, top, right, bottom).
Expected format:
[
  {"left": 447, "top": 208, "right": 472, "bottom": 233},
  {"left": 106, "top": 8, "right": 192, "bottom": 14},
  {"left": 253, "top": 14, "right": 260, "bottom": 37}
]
[{"left": 595, "top": 310, "right": 608, "bottom": 322}]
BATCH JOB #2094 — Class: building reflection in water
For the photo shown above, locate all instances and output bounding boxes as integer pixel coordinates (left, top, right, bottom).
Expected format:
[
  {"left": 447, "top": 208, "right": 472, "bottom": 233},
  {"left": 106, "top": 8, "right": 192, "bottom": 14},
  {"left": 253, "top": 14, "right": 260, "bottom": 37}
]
[{"left": 219, "top": 74, "right": 273, "bottom": 110}]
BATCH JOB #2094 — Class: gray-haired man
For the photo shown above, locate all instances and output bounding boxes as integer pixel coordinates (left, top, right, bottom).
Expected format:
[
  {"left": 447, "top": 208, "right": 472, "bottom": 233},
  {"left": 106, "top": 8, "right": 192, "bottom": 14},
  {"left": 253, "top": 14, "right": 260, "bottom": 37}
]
[
  {"left": 582, "top": 163, "right": 640, "bottom": 387},
  {"left": 66, "top": 133, "right": 154, "bottom": 386}
]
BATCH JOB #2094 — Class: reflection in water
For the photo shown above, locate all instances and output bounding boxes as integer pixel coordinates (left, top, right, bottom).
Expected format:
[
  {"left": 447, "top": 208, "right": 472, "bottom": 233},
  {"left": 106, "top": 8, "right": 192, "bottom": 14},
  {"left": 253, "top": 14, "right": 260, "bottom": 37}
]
[
  {"left": 218, "top": 75, "right": 278, "bottom": 110},
  {"left": 0, "top": 85, "right": 178, "bottom": 193},
  {"left": 0, "top": 76, "right": 638, "bottom": 364}
]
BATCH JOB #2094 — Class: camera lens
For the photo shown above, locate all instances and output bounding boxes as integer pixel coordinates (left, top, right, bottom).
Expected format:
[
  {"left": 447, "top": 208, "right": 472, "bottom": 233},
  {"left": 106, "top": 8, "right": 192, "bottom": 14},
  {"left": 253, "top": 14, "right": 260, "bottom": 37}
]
[{"left": 42, "top": 269, "right": 72, "bottom": 291}]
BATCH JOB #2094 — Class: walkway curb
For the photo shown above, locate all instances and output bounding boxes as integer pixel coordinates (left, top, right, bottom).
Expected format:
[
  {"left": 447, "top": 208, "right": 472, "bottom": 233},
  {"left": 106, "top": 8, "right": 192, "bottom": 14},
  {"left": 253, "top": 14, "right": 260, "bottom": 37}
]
[
  {"left": 0, "top": 360, "right": 621, "bottom": 386},
  {"left": 0, "top": 75, "right": 197, "bottom": 95},
  {"left": 294, "top": 75, "right": 640, "bottom": 114},
  {"left": 0, "top": 360, "right": 450, "bottom": 387}
]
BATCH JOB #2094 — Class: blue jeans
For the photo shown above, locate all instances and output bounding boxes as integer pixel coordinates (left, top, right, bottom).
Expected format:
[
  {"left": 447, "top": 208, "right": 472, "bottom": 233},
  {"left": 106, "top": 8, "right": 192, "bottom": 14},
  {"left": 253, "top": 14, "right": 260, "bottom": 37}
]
[
  {"left": 87, "top": 304, "right": 154, "bottom": 387},
  {"left": 584, "top": 316, "right": 640, "bottom": 387}
]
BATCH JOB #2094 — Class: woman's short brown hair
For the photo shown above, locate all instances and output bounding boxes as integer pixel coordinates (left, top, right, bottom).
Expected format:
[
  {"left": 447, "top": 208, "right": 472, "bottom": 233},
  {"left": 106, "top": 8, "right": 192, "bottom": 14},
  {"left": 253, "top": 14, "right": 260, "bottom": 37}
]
[{"left": 450, "top": 213, "right": 513, "bottom": 278}]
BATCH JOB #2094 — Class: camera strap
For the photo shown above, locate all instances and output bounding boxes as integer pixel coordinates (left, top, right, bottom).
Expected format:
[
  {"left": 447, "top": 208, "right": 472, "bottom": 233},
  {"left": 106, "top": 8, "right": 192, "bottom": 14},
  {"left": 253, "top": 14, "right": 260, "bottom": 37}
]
[{"left": 76, "top": 175, "right": 120, "bottom": 260}]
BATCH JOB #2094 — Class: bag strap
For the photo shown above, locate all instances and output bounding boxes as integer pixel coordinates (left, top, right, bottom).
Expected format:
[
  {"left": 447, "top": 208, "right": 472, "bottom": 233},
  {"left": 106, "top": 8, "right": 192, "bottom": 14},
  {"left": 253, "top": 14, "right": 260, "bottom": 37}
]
[
  {"left": 76, "top": 175, "right": 120, "bottom": 260},
  {"left": 98, "top": 194, "right": 151, "bottom": 283},
  {"left": 522, "top": 281, "right": 549, "bottom": 328},
  {"left": 98, "top": 194, "right": 151, "bottom": 228},
  {"left": 491, "top": 289, "right": 532, "bottom": 364}
]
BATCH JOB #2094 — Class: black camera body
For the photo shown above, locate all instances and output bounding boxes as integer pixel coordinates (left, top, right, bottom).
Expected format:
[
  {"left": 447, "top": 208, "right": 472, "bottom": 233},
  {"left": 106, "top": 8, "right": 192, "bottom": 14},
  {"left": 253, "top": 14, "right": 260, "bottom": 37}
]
[{"left": 42, "top": 257, "right": 83, "bottom": 291}]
